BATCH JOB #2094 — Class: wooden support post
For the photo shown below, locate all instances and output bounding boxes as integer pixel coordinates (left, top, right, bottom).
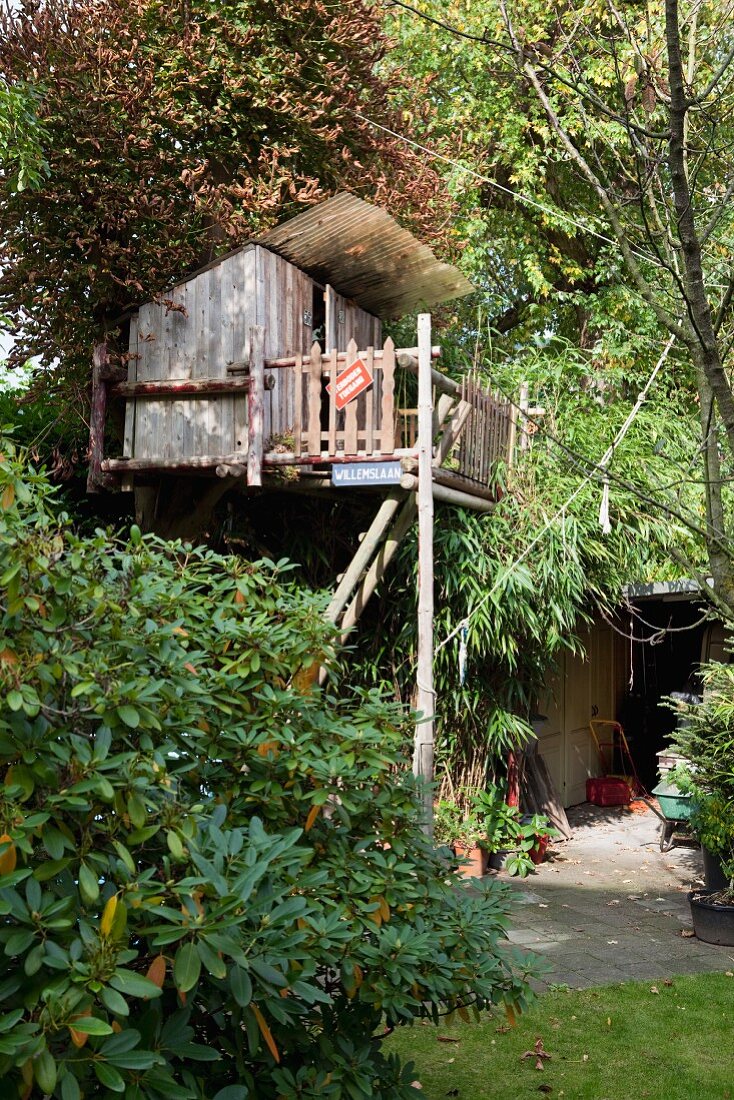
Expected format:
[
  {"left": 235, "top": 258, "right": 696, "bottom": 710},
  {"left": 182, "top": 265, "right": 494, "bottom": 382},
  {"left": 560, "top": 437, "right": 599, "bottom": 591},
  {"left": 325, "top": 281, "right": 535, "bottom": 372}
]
[
  {"left": 87, "top": 343, "right": 109, "bottom": 494},
  {"left": 397, "top": 350, "right": 458, "bottom": 396},
  {"left": 433, "top": 399, "right": 473, "bottom": 467},
  {"left": 415, "top": 313, "right": 435, "bottom": 833},
  {"left": 340, "top": 494, "right": 417, "bottom": 635},
  {"left": 325, "top": 490, "right": 403, "bottom": 624},
  {"left": 247, "top": 326, "right": 265, "bottom": 487}
]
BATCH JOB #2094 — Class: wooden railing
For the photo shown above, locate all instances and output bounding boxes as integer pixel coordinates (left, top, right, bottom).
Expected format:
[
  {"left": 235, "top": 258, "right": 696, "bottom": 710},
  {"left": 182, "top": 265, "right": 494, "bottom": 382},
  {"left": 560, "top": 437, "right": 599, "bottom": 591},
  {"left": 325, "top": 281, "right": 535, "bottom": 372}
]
[
  {"left": 99, "top": 334, "right": 516, "bottom": 491},
  {"left": 458, "top": 372, "right": 514, "bottom": 486},
  {"left": 289, "top": 338, "right": 397, "bottom": 458}
]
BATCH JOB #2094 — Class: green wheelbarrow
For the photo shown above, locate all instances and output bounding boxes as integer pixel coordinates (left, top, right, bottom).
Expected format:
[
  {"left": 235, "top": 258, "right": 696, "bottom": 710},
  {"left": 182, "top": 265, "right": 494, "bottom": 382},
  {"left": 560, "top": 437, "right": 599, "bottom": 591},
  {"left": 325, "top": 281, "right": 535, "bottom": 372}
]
[{"left": 651, "top": 781, "right": 694, "bottom": 852}]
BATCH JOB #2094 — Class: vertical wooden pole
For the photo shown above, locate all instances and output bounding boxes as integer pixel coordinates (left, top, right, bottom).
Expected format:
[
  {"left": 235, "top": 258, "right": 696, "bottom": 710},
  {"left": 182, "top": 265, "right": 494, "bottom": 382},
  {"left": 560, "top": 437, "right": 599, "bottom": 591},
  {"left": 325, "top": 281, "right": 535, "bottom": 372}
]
[
  {"left": 519, "top": 380, "right": 530, "bottom": 452},
  {"left": 247, "top": 325, "right": 265, "bottom": 486},
  {"left": 415, "top": 313, "right": 435, "bottom": 834},
  {"left": 87, "top": 343, "right": 109, "bottom": 494}
]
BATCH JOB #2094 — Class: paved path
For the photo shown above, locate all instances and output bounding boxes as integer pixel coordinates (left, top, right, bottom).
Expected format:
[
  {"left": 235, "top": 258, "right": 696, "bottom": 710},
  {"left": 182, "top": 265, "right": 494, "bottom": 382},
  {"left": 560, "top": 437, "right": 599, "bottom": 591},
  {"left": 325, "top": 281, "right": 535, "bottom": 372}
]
[{"left": 500, "top": 802, "right": 734, "bottom": 989}]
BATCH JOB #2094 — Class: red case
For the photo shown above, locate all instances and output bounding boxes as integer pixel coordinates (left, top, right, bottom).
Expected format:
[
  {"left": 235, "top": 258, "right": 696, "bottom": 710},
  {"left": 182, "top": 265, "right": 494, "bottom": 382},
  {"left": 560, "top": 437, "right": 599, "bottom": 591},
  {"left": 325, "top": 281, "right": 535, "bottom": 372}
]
[{"left": 586, "top": 776, "right": 630, "bottom": 806}]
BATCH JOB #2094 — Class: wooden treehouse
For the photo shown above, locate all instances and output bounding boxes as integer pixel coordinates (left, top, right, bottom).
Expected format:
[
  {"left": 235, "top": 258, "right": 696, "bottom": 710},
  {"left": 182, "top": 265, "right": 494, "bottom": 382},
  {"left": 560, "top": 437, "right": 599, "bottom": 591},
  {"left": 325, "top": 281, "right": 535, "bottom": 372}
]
[{"left": 89, "top": 194, "right": 518, "bottom": 803}]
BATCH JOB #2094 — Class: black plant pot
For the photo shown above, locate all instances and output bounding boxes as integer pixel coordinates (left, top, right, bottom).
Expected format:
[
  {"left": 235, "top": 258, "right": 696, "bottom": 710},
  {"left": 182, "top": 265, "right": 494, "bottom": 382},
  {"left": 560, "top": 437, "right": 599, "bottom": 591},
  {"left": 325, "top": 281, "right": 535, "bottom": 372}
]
[
  {"left": 688, "top": 889, "right": 734, "bottom": 946},
  {"left": 702, "top": 846, "right": 729, "bottom": 892}
]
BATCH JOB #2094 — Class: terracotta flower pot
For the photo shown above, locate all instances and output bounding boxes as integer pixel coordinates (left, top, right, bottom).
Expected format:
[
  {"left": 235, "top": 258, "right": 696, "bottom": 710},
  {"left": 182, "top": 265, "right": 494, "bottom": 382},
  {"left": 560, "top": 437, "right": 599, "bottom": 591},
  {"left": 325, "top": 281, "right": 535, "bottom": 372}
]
[
  {"left": 453, "top": 844, "right": 489, "bottom": 878},
  {"left": 530, "top": 835, "right": 549, "bottom": 866}
]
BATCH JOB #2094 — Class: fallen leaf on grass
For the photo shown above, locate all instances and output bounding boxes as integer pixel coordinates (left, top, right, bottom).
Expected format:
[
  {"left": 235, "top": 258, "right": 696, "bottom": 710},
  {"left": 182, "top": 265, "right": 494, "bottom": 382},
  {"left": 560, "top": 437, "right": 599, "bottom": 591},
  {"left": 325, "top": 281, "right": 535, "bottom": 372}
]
[
  {"left": 410, "top": 1083, "right": 423, "bottom": 1091},
  {"left": 437, "top": 1036, "right": 461, "bottom": 1043},
  {"left": 521, "top": 1037, "right": 552, "bottom": 1070},
  {"left": 650, "top": 986, "right": 659, "bottom": 994},
  {"left": 495, "top": 1025, "right": 511, "bottom": 1034},
  {"left": 663, "top": 979, "right": 673, "bottom": 987}
]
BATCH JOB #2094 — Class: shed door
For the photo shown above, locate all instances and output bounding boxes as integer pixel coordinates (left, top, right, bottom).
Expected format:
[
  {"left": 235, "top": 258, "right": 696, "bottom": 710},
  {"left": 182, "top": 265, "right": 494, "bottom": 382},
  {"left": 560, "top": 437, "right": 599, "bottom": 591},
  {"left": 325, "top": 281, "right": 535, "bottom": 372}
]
[{"left": 537, "top": 624, "right": 621, "bottom": 807}]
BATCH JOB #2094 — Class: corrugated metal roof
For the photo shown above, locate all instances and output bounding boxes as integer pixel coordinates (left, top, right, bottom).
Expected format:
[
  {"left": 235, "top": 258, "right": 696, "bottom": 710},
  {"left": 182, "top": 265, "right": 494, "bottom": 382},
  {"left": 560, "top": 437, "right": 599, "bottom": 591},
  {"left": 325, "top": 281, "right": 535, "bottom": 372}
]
[
  {"left": 256, "top": 193, "right": 473, "bottom": 319},
  {"left": 622, "top": 579, "right": 710, "bottom": 601}
]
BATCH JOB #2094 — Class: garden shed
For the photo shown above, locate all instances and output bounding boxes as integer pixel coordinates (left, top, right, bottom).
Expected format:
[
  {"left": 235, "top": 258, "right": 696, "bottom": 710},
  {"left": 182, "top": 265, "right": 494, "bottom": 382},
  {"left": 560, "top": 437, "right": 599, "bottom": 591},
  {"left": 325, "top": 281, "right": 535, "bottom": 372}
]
[{"left": 535, "top": 584, "right": 725, "bottom": 806}]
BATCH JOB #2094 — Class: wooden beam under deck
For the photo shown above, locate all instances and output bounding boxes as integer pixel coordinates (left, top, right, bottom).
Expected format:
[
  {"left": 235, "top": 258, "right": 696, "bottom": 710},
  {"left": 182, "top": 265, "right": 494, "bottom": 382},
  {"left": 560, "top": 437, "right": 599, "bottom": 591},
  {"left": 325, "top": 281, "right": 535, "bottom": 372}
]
[
  {"left": 111, "top": 378, "right": 255, "bottom": 398},
  {"left": 102, "top": 449, "right": 420, "bottom": 474}
]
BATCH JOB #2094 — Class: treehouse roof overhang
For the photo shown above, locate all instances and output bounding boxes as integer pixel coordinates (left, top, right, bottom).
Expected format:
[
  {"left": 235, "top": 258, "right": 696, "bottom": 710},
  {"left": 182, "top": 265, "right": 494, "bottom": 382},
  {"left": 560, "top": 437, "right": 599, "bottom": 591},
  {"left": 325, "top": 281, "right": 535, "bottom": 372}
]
[{"left": 196, "top": 193, "right": 474, "bottom": 320}]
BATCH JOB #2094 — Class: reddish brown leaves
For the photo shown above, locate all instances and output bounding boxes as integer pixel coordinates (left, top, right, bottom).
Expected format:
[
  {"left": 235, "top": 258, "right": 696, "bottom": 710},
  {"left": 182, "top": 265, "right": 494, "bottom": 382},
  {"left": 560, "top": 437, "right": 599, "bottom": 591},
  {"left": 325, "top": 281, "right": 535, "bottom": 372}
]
[
  {"left": 0, "top": 0, "right": 454, "bottom": 440},
  {"left": 521, "top": 1036, "right": 552, "bottom": 1070}
]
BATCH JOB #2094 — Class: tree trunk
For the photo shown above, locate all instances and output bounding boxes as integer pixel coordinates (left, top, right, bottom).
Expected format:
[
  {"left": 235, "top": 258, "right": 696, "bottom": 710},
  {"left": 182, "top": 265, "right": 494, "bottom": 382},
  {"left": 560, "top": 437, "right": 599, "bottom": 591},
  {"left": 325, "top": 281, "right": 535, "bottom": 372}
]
[{"left": 666, "top": 0, "right": 734, "bottom": 458}]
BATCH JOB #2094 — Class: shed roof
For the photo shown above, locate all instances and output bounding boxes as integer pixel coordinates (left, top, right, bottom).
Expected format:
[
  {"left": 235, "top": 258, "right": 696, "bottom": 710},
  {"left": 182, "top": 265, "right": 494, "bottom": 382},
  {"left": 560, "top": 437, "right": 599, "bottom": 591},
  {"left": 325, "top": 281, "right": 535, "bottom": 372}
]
[
  {"left": 622, "top": 579, "right": 710, "bottom": 601},
  {"left": 256, "top": 193, "right": 473, "bottom": 318}
]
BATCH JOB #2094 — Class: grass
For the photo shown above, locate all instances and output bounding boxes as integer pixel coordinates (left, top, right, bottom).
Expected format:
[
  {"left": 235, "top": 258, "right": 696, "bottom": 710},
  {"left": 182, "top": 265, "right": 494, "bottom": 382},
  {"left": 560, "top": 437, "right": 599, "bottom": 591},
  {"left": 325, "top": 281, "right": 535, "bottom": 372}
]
[{"left": 383, "top": 974, "right": 734, "bottom": 1100}]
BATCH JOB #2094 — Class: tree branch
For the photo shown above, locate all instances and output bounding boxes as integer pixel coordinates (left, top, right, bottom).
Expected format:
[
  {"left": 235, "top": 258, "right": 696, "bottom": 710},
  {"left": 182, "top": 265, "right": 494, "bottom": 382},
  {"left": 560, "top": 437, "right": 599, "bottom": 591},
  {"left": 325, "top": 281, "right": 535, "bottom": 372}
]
[
  {"left": 498, "top": 0, "right": 687, "bottom": 343},
  {"left": 666, "top": 0, "right": 734, "bottom": 458}
]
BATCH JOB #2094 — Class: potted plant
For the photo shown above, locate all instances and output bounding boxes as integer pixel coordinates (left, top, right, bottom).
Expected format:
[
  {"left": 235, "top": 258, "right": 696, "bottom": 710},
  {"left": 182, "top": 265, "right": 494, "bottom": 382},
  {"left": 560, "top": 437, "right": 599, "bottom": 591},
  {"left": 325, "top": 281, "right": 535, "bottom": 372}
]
[
  {"left": 433, "top": 799, "right": 489, "bottom": 878},
  {"left": 670, "top": 666, "right": 734, "bottom": 945},
  {"left": 685, "top": 785, "right": 734, "bottom": 891},
  {"left": 433, "top": 787, "right": 558, "bottom": 880},
  {"left": 471, "top": 786, "right": 557, "bottom": 877},
  {"left": 522, "top": 813, "right": 560, "bottom": 866}
]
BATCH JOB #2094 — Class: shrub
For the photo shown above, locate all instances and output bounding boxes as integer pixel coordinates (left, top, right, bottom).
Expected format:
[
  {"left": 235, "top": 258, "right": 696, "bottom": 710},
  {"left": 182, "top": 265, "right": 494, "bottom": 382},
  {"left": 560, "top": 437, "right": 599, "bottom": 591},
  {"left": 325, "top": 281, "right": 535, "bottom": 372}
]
[
  {"left": 671, "top": 665, "right": 734, "bottom": 896},
  {"left": 0, "top": 443, "right": 537, "bottom": 1099}
]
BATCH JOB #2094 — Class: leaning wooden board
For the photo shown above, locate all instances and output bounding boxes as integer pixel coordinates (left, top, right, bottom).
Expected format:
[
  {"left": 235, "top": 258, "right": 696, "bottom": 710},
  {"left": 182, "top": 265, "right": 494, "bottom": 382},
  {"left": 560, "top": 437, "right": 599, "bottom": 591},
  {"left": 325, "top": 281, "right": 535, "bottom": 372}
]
[{"left": 520, "top": 752, "right": 573, "bottom": 841}]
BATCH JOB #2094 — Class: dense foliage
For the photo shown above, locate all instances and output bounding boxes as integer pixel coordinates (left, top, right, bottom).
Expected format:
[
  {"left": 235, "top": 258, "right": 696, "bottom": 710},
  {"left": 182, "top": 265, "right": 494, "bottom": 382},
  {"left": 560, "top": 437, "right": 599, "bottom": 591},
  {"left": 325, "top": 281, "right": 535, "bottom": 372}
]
[
  {"left": 0, "top": 0, "right": 452, "bottom": 410},
  {"left": 391, "top": 0, "right": 734, "bottom": 612},
  {"left": 349, "top": 334, "right": 696, "bottom": 789},
  {"left": 0, "top": 78, "right": 48, "bottom": 195},
  {"left": 0, "top": 443, "right": 536, "bottom": 1099},
  {"left": 672, "top": 664, "right": 734, "bottom": 895}
]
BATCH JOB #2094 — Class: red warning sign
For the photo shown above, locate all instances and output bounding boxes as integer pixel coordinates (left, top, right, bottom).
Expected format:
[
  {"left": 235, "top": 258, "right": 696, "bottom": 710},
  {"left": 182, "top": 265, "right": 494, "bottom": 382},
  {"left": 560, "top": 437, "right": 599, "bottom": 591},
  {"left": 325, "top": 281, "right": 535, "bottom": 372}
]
[{"left": 327, "top": 358, "right": 373, "bottom": 411}]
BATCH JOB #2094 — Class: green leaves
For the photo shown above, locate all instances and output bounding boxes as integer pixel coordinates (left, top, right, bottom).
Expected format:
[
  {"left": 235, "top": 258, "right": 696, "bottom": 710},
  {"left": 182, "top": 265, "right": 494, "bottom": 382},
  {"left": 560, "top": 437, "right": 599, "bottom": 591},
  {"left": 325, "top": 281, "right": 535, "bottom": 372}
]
[
  {"left": 229, "top": 966, "right": 252, "bottom": 1008},
  {"left": 78, "top": 861, "right": 99, "bottom": 905},
  {"left": 109, "top": 970, "right": 163, "bottom": 1001},
  {"left": 69, "top": 1016, "right": 114, "bottom": 1036},
  {"left": 174, "top": 942, "right": 201, "bottom": 993},
  {"left": 116, "top": 704, "right": 140, "bottom": 729},
  {"left": 0, "top": 443, "right": 536, "bottom": 1098},
  {"left": 33, "top": 1048, "right": 57, "bottom": 1094}
]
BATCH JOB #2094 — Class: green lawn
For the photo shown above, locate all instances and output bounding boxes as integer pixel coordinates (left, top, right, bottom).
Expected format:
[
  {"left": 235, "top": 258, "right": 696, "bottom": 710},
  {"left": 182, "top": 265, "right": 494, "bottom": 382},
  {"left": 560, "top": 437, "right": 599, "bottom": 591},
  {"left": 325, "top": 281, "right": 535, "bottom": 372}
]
[{"left": 384, "top": 974, "right": 734, "bottom": 1100}]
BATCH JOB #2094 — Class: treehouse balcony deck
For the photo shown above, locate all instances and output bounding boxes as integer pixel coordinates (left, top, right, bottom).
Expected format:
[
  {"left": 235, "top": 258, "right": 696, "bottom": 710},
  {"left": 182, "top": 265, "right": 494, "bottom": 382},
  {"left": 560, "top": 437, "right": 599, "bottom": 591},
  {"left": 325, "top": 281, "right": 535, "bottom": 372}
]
[{"left": 97, "top": 334, "right": 514, "bottom": 505}]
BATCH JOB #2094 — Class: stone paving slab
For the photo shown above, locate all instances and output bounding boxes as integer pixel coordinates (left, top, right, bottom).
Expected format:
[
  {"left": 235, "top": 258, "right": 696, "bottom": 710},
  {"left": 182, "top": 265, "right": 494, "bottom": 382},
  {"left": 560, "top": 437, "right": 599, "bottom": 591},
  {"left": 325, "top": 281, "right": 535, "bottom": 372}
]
[{"left": 493, "top": 802, "right": 734, "bottom": 989}]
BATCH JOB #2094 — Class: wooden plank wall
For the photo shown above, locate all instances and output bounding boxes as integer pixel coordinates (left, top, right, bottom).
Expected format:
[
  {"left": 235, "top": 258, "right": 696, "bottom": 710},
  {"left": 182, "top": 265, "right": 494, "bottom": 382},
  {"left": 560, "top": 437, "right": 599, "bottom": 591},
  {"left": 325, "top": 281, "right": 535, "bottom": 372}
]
[
  {"left": 131, "top": 247, "right": 258, "bottom": 460},
  {"left": 256, "top": 247, "right": 313, "bottom": 448},
  {"left": 127, "top": 247, "right": 382, "bottom": 462},
  {"left": 327, "top": 284, "right": 382, "bottom": 353}
]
